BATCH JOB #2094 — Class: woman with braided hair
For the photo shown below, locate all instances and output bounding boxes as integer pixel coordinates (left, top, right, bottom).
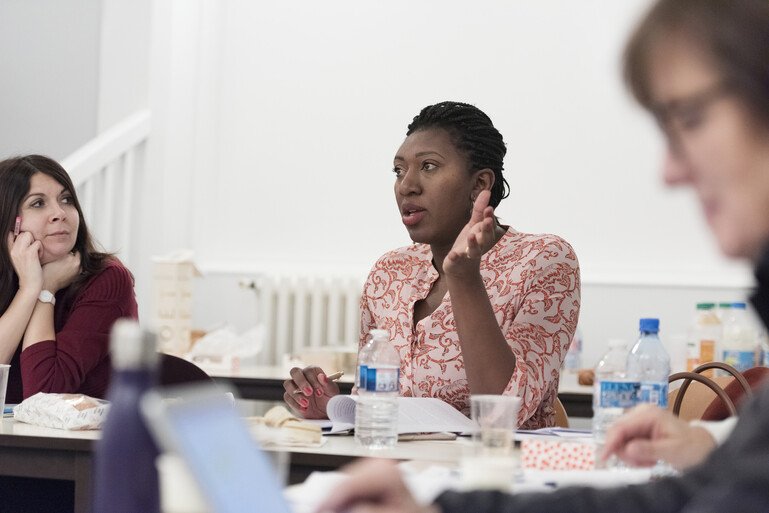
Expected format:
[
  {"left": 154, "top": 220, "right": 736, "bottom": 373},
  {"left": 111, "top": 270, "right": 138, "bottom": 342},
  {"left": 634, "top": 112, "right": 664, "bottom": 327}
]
[{"left": 284, "top": 101, "right": 581, "bottom": 429}]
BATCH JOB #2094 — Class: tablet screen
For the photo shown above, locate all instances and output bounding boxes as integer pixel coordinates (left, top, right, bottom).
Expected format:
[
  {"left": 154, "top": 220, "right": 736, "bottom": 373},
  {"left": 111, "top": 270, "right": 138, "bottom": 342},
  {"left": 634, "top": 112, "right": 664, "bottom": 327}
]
[{"left": 163, "top": 396, "right": 292, "bottom": 513}]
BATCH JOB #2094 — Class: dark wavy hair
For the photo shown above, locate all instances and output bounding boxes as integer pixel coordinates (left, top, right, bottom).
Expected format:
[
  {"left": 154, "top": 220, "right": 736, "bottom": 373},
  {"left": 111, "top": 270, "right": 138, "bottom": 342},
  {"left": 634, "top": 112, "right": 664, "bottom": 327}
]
[
  {"left": 406, "top": 101, "right": 510, "bottom": 208},
  {"left": 0, "top": 155, "right": 113, "bottom": 313},
  {"left": 624, "top": 0, "right": 769, "bottom": 129}
]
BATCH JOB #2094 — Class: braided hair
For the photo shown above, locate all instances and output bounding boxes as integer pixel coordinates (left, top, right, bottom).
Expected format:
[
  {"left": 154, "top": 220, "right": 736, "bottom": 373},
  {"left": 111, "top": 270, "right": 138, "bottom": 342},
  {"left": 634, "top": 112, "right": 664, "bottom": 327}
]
[{"left": 406, "top": 101, "right": 509, "bottom": 208}]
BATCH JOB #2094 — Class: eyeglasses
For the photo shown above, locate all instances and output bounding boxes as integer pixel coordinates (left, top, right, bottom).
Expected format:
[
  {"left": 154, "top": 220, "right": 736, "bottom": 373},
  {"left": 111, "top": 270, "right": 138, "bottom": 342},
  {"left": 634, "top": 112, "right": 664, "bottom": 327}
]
[{"left": 651, "top": 82, "right": 732, "bottom": 153}]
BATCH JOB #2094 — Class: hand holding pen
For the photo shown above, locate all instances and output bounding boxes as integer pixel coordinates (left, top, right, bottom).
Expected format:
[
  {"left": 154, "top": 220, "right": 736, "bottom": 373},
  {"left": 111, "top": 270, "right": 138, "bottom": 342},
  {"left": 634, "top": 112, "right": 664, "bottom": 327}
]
[{"left": 283, "top": 366, "right": 342, "bottom": 419}]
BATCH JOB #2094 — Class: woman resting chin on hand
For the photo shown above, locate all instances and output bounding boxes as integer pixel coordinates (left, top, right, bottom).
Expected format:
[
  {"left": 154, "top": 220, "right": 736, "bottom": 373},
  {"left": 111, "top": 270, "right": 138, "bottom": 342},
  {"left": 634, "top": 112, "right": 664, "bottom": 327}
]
[{"left": 0, "top": 155, "right": 138, "bottom": 403}]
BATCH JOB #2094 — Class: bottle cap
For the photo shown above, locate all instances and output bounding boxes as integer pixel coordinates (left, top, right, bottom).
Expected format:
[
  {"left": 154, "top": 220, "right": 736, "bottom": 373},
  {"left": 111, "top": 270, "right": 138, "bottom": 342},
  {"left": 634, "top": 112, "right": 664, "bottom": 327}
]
[
  {"left": 731, "top": 302, "right": 747, "bottom": 309},
  {"left": 696, "top": 303, "right": 715, "bottom": 310},
  {"left": 639, "top": 318, "right": 660, "bottom": 333},
  {"left": 718, "top": 302, "right": 733, "bottom": 309},
  {"left": 110, "top": 319, "right": 159, "bottom": 369}
]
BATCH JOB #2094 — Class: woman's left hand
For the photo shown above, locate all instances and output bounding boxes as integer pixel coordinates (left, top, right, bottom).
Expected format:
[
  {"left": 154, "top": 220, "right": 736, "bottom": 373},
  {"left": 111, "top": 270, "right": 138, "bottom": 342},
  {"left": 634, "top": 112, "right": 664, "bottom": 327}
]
[
  {"left": 444, "top": 189, "right": 496, "bottom": 278},
  {"left": 42, "top": 252, "right": 82, "bottom": 292}
]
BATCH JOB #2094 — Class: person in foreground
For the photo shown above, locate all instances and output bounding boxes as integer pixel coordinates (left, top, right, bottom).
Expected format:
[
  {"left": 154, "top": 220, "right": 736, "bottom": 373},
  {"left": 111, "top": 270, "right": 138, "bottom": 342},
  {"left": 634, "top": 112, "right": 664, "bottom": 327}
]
[
  {"left": 316, "top": 0, "right": 769, "bottom": 512},
  {"left": 284, "top": 101, "right": 580, "bottom": 429},
  {"left": 0, "top": 155, "right": 137, "bottom": 403}
]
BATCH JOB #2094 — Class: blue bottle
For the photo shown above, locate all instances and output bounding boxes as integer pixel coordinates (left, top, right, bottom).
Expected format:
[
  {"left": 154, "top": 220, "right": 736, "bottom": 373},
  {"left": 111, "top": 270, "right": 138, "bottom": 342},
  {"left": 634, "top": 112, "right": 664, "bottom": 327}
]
[
  {"left": 626, "top": 318, "right": 670, "bottom": 408},
  {"left": 92, "top": 320, "right": 160, "bottom": 513}
]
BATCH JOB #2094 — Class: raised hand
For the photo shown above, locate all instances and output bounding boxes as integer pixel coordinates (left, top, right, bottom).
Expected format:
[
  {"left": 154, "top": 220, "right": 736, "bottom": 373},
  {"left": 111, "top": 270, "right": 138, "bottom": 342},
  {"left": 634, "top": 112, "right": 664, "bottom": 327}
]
[
  {"left": 283, "top": 365, "right": 340, "bottom": 419},
  {"left": 8, "top": 231, "right": 43, "bottom": 293},
  {"left": 601, "top": 404, "right": 717, "bottom": 470},
  {"left": 443, "top": 189, "right": 496, "bottom": 278},
  {"left": 42, "top": 251, "right": 82, "bottom": 292}
]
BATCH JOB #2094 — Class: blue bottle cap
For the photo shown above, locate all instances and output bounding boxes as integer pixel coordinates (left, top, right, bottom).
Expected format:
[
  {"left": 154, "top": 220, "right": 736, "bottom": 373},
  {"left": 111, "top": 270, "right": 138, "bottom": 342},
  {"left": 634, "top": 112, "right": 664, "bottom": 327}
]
[
  {"left": 639, "top": 318, "right": 660, "bottom": 333},
  {"left": 731, "top": 302, "right": 747, "bottom": 309}
]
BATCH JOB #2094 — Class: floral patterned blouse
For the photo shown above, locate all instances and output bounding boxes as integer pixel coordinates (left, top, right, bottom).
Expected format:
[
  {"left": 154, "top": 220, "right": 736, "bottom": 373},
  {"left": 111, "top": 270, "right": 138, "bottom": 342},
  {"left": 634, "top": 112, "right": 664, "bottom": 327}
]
[{"left": 359, "top": 229, "right": 581, "bottom": 429}]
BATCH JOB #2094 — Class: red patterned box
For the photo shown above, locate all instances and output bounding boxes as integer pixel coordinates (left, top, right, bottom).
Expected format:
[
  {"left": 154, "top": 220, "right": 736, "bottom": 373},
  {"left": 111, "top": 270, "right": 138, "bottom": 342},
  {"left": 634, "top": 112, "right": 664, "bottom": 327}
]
[{"left": 520, "top": 438, "right": 595, "bottom": 470}]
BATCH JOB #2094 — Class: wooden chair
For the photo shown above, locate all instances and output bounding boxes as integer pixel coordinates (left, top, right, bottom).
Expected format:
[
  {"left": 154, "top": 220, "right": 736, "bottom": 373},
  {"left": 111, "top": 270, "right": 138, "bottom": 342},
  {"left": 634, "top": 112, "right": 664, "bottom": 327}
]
[
  {"left": 159, "top": 353, "right": 214, "bottom": 386},
  {"left": 701, "top": 365, "right": 769, "bottom": 420},
  {"left": 667, "top": 362, "right": 749, "bottom": 421},
  {"left": 554, "top": 396, "right": 569, "bottom": 428}
]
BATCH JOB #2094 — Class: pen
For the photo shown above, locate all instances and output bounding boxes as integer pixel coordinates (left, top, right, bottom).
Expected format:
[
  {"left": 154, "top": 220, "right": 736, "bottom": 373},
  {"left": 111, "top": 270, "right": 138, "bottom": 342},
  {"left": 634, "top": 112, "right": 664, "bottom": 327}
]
[
  {"left": 292, "top": 371, "right": 344, "bottom": 394},
  {"left": 14, "top": 216, "right": 21, "bottom": 236}
]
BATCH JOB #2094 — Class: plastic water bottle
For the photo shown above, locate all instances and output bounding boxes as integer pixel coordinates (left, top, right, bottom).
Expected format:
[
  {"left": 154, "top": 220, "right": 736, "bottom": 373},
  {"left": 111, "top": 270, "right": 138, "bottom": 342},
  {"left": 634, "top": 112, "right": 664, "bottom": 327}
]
[
  {"left": 760, "top": 330, "right": 769, "bottom": 367},
  {"left": 722, "top": 302, "right": 758, "bottom": 372},
  {"left": 92, "top": 320, "right": 160, "bottom": 513},
  {"left": 355, "top": 329, "right": 400, "bottom": 449},
  {"left": 592, "top": 339, "right": 632, "bottom": 446},
  {"left": 716, "top": 302, "right": 733, "bottom": 322},
  {"left": 356, "top": 334, "right": 375, "bottom": 390},
  {"left": 564, "top": 328, "right": 583, "bottom": 373},
  {"left": 687, "top": 303, "right": 720, "bottom": 372},
  {"left": 626, "top": 318, "right": 670, "bottom": 408}
]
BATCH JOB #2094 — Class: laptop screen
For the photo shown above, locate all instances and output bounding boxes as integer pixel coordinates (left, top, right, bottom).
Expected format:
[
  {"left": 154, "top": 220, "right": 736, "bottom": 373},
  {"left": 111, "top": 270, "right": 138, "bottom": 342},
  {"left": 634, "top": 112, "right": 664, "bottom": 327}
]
[{"left": 159, "top": 393, "right": 292, "bottom": 513}]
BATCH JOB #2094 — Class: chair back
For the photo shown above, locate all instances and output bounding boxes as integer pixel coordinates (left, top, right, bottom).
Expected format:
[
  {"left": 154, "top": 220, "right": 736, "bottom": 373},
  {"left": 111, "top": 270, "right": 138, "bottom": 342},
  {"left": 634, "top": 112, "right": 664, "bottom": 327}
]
[
  {"left": 701, "top": 366, "right": 769, "bottom": 420},
  {"left": 554, "top": 396, "right": 569, "bottom": 428},
  {"left": 668, "top": 371, "right": 736, "bottom": 421},
  {"left": 667, "top": 362, "right": 755, "bottom": 421},
  {"left": 159, "top": 353, "right": 213, "bottom": 386}
]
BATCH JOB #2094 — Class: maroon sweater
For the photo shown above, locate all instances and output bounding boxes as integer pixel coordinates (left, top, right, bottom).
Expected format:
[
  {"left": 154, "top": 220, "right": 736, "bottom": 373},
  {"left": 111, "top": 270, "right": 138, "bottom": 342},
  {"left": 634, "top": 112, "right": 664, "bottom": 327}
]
[{"left": 5, "top": 260, "right": 138, "bottom": 404}]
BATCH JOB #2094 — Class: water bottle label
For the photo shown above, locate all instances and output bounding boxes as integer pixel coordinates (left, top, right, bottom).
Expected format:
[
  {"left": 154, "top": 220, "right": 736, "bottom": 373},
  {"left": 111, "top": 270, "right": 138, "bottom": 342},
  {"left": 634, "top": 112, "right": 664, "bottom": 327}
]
[
  {"left": 723, "top": 350, "right": 756, "bottom": 373},
  {"left": 365, "top": 367, "right": 399, "bottom": 392},
  {"left": 599, "top": 381, "right": 639, "bottom": 409},
  {"left": 358, "top": 365, "right": 368, "bottom": 389},
  {"left": 763, "top": 350, "right": 769, "bottom": 367},
  {"left": 638, "top": 382, "right": 668, "bottom": 408}
]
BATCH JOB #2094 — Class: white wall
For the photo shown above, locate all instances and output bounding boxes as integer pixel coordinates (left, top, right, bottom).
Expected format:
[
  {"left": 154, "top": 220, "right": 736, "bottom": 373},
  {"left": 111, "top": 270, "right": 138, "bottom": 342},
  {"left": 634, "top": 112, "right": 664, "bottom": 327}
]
[
  {"left": 97, "top": 0, "right": 152, "bottom": 131},
  {"left": 185, "top": 0, "right": 752, "bottom": 289},
  {"left": 0, "top": 0, "right": 101, "bottom": 159},
  {"left": 165, "top": 0, "right": 756, "bottom": 363}
]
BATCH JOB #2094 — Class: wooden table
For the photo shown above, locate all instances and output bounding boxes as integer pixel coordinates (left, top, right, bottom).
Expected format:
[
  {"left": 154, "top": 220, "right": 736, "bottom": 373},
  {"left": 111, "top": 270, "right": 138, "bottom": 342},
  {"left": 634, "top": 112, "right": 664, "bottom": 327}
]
[
  {"left": 266, "top": 435, "right": 469, "bottom": 485},
  {"left": 0, "top": 418, "right": 98, "bottom": 513},
  {"left": 0, "top": 416, "right": 465, "bottom": 511},
  {"left": 205, "top": 365, "right": 594, "bottom": 418}
]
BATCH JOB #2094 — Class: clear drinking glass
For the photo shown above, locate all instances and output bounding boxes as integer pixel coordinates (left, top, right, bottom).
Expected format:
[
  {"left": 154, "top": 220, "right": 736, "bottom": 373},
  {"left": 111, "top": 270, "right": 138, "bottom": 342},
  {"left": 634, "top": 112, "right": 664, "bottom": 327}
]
[{"left": 460, "top": 395, "right": 521, "bottom": 491}]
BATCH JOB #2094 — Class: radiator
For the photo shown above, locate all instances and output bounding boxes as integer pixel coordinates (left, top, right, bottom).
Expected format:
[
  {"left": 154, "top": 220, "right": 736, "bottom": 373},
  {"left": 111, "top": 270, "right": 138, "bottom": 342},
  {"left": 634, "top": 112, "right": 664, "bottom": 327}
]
[{"left": 242, "top": 274, "right": 364, "bottom": 365}]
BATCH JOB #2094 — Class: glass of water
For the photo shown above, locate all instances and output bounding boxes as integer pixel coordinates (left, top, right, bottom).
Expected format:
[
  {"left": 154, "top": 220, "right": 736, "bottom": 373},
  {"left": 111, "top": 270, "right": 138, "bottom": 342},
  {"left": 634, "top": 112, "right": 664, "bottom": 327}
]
[{"left": 460, "top": 395, "right": 521, "bottom": 491}]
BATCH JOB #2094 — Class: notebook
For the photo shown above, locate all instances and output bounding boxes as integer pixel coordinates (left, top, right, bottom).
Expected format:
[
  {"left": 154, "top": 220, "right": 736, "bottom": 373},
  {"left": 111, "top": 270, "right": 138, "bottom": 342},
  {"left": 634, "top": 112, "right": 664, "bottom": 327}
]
[
  {"left": 321, "top": 395, "right": 478, "bottom": 434},
  {"left": 141, "top": 383, "right": 292, "bottom": 513}
]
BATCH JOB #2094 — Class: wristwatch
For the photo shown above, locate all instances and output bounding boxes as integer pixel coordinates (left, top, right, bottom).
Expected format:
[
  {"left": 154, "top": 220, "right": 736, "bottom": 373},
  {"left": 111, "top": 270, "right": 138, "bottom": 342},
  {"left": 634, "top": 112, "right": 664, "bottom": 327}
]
[{"left": 38, "top": 290, "right": 56, "bottom": 306}]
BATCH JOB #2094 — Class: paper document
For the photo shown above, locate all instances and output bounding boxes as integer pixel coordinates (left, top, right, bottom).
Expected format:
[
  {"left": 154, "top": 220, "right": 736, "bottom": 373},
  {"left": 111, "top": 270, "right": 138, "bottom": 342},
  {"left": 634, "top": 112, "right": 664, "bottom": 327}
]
[{"left": 324, "top": 395, "right": 476, "bottom": 434}]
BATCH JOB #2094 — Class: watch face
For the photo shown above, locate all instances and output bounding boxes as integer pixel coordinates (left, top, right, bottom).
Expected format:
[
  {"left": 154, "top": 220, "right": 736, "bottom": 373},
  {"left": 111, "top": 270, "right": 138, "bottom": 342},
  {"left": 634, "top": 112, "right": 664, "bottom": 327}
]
[{"left": 39, "top": 290, "right": 55, "bottom": 303}]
